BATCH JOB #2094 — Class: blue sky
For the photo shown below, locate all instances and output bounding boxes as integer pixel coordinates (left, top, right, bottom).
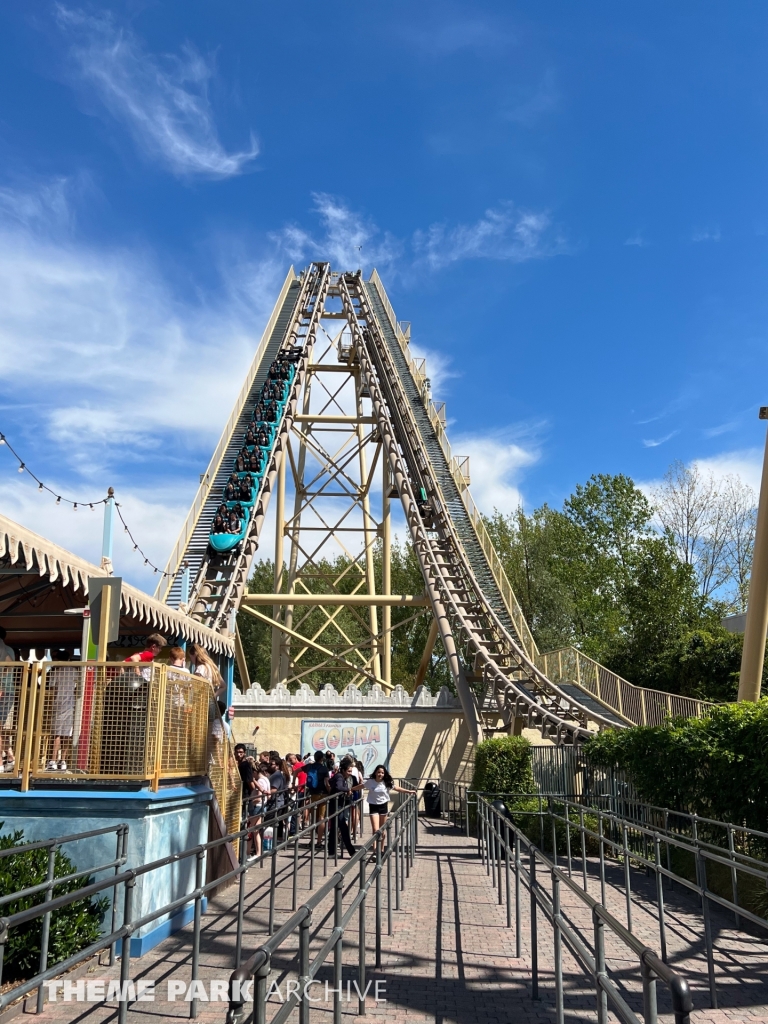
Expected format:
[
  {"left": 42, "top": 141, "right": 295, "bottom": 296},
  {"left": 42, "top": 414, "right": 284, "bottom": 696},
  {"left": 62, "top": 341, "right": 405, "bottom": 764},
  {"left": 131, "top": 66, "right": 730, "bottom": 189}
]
[{"left": 0, "top": 1, "right": 766, "bottom": 590}]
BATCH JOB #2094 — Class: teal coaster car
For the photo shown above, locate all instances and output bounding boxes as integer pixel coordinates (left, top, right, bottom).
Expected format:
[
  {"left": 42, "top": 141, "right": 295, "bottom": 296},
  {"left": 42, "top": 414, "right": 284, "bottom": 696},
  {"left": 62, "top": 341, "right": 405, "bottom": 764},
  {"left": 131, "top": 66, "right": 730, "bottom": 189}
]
[{"left": 209, "top": 507, "right": 250, "bottom": 553}]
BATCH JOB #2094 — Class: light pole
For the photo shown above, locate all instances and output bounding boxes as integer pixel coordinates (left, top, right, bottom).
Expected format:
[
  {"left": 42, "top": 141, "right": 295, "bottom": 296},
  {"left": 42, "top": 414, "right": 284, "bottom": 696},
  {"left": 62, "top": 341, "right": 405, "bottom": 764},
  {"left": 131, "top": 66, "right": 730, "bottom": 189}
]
[{"left": 738, "top": 408, "right": 768, "bottom": 701}]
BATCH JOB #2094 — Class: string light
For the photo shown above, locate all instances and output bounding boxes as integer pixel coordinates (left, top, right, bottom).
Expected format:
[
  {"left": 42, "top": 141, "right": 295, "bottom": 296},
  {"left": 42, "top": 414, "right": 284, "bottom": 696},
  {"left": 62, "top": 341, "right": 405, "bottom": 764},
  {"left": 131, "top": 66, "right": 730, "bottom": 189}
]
[{"left": 1, "top": 427, "right": 181, "bottom": 579}]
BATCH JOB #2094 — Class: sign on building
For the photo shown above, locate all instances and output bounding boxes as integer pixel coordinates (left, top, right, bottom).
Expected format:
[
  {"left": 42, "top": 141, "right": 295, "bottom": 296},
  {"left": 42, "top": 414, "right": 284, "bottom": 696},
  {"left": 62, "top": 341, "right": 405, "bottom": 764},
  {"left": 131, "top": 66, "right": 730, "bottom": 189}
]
[{"left": 300, "top": 719, "right": 390, "bottom": 773}]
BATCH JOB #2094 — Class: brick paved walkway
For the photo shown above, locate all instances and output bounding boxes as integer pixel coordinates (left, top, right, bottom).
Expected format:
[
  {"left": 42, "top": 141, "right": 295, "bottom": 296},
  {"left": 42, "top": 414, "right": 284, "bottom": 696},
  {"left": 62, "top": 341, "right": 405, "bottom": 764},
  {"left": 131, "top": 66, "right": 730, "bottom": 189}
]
[{"left": 30, "top": 817, "right": 768, "bottom": 1024}]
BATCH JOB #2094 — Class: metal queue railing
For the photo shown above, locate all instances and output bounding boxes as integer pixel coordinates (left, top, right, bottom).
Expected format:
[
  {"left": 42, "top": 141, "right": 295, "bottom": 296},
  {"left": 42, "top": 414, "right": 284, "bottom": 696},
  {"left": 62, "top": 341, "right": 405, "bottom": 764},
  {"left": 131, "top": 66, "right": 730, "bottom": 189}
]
[
  {"left": 226, "top": 785, "right": 419, "bottom": 1024},
  {"left": 0, "top": 824, "right": 128, "bottom": 1013},
  {"left": 477, "top": 796, "right": 693, "bottom": 1024},
  {"left": 434, "top": 781, "right": 768, "bottom": 1013},
  {"left": 0, "top": 784, "right": 419, "bottom": 1023}
]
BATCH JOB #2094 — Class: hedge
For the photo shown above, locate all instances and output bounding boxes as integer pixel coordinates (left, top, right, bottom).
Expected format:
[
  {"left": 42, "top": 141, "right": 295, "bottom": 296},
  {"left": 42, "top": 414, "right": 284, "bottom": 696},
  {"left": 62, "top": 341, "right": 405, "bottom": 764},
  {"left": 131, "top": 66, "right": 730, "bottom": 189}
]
[
  {"left": 584, "top": 699, "right": 768, "bottom": 832},
  {"left": 472, "top": 735, "right": 535, "bottom": 795},
  {"left": 0, "top": 826, "right": 108, "bottom": 982}
]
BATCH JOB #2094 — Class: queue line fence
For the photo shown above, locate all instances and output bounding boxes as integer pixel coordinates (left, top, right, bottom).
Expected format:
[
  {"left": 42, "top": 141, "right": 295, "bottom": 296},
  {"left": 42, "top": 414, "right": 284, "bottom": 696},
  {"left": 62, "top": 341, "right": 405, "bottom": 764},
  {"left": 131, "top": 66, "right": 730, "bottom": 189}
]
[
  {"left": 0, "top": 778, "right": 418, "bottom": 1024},
  {"left": 477, "top": 796, "right": 693, "bottom": 1024},
  {"left": 433, "top": 780, "right": 768, "bottom": 1013}
]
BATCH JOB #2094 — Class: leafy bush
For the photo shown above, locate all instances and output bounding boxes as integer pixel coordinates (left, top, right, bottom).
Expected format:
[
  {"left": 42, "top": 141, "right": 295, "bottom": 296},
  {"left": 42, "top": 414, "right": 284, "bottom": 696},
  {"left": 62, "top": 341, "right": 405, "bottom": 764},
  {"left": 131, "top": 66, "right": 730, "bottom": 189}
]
[
  {"left": 0, "top": 825, "right": 108, "bottom": 983},
  {"left": 472, "top": 735, "right": 535, "bottom": 795},
  {"left": 584, "top": 700, "right": 768, "bottom": 832}
]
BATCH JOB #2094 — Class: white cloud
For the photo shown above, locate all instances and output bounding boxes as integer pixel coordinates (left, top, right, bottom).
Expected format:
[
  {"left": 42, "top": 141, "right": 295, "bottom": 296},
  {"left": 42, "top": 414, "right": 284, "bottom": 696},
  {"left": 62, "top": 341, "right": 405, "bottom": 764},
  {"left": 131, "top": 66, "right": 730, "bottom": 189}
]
[
  {"left": 413, "top": 203, "right": 565, "bottom": 271},
  {"left": 0, "top": 473, "right": 193, "bottom": 592},
  {"left": 642, "top": 430, "right": 679, "bottom": 448},
  {"left": 450, "top": 430, "right": 539, "bottom": 515},
  {"left": 692, "top": 227, "right": 721, "bottom": 243},
  {"left": 693, "top": 448, "right": 763, "bottom": 495},
  {"left": 404, "top": 17, "right": 514, "bottom": 57},
  {"left": 624, "top": 232, "right": 648, "bottom": 248},
  {"left": 0, "top": 185, "right": 284, "bottom": 462},
  {"left": 273, "top": 193, "right": 402, "bottom": 270},
  {"left": 56, "top": 6, "right": 258, "bottom": 178}
]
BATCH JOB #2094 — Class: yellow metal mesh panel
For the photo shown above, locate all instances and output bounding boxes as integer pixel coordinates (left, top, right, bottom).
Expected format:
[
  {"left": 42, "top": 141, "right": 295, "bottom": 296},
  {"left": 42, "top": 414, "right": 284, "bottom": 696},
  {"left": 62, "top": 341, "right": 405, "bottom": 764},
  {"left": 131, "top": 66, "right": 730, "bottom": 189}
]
[
  {"left": 0, "top": 663, "right": 28, "bottom": 777},
  {"left": 31, "top": 663, "right": 210, "bottom": 782},
  {"left": 161, "top": 669, "right": 208, "bottom": 777}
]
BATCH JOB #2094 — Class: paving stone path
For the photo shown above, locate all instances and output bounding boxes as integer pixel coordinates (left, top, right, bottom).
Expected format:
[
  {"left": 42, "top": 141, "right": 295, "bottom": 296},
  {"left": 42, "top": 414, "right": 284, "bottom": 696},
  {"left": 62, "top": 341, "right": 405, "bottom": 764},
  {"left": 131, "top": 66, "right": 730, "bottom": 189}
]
[{"left": 32, "top": 817, "right": 768, "bottom": 1024}]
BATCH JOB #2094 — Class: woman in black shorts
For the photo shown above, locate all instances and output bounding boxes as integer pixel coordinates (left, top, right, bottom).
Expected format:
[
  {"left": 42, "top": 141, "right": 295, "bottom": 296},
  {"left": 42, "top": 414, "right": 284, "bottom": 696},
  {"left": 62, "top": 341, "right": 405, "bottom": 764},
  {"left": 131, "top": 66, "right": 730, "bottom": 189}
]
[{"left": 363, "top": 765, "right": 410, "bottom": 854}]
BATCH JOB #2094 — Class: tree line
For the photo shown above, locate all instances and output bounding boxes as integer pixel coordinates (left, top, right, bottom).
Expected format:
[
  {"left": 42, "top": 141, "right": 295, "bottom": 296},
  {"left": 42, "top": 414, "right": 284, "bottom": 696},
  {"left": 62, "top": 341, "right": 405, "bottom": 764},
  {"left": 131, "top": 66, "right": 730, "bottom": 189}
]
[
  {"left": 238, "top": 460, "right": 759, "bottom": 702},
  {"left": 485, "top": 462, "right": 759, "bottom": 702}
]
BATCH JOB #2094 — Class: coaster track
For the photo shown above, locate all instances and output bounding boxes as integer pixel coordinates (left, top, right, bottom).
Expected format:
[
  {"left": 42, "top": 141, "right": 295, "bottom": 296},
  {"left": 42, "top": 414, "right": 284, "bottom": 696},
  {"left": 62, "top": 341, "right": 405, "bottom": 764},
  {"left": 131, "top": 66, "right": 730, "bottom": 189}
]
[{"left": 161, "top": 262, "right": 627, "bottom": 744}]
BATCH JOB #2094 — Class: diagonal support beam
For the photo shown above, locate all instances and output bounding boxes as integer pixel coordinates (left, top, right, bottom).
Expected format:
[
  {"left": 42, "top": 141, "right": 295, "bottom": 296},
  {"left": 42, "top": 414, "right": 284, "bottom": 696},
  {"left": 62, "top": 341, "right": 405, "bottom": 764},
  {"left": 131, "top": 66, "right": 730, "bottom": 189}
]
[{"left": 240, "top": 604, "right": 393, "bottom": 691}]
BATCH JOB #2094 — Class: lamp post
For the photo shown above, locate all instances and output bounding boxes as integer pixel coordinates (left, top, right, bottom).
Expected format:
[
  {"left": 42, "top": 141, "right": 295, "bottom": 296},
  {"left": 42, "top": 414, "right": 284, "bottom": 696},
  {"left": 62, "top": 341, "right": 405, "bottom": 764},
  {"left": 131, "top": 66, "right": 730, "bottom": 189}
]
[{"left": 738, "top": 408, "right": 768, "bottom": 701}]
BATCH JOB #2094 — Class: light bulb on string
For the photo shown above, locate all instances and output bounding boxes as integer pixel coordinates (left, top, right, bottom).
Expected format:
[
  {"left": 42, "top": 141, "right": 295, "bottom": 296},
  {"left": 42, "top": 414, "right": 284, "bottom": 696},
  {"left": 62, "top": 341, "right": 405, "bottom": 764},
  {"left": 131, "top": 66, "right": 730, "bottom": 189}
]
[
  {"left": 18, "top": 463, "right": 24, "bottom": 473},
  {"left": 73, "top": 503, "right": 77, "bottom": 510},
  {"left": 56, "top": 496, "right": 61, "bottom": 504},
  {"left": 0, "top": 434, "right": 5, "bottom": 444},
  {"left": 38, "top": 482, "right": 43, "bottom": 491}
]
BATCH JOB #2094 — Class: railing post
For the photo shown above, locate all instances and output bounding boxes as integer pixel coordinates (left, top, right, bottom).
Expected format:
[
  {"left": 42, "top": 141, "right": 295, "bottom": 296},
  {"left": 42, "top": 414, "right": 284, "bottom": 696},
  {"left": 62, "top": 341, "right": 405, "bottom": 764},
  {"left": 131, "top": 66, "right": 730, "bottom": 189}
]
[
  {"left": 593, "top": 910, "right": 608, "bottom": 1024},
  {"left": 654, "top": 834, "right": 667, "bottom": 962},
  {"left": 696, "top": 851, "right": 718, "bottom": 1009},
  {"left": 35, "top": 843, "right": 57, "bottom": 1012},
  {"left": 117, "top": 874, "right": 135, "bottom": 1024},
  {"left": 254, "top": 955, "right": 271, "bottom": 1024},
  {"left": 375, "top": 840, "right": 383, "bottom": 969},
  {"left": 236, "top": 823, "right": 248, "bottom": 969},
  {"left": 386, "top": 821, "right": 393, "bottom": 934},
  {"left": 299, "top": 914, "right": 311, "bottom": 1024},
  {"left": 727, "top": 824, "right": 741, "bottom": 927},
  {"left": 641, "top": 956, "right": 658, "bottom": 1024},
  {"left": 150, "top": 666, "right": 168, "bottom": 792},
  {"left": 268, "top": 839, "right": 278, "bottom": 934},
  {"left": 622, "top": 822, "right": 633, "bottom": 932},
  {"left": 514, "top": 832, "right": 521, "bottom": 959},
  {"left": 334, "top": 878, "right": 343, "bottom": 1024},
  {"left": 552, "top": 872, "right": 564, "bottom": 1024},
  {"left": 190, "top": 848, "right": 205, "bottom": 1019},
  {"left": 358, "top": 857, "right": 367, "bottom": 1016},
  {"left": 530, "top": 851, "right": 539, "bottom": 1001},
  {"left": 504, "top": 820, "right": 511, "bottom": 927}
]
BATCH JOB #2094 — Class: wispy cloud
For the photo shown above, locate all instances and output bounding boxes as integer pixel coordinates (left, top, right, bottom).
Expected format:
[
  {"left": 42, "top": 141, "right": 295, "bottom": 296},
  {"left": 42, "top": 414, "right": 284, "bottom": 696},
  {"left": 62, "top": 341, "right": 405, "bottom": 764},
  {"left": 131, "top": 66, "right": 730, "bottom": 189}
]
[
  {"left": 642, "top": 430, "right": 679, "bottom": 448},
  {"left": 692, "top": 227, "right": 721, "bottom": 243},
  {"left": 703, "top": 421, "right": 737, "bottom": 438},
  {"left": 56, "top": 5, "right": 258, "bottom": 178},
  {"left": 413, "top": 203, "right": 566, "bottom": 271},
  {"left": 273, "top": 194, "right": 565, "bottom": 276},
  {"left": 624, "top": 231, "right": 648, "bottom": 248},
  {"left": 503, "top": 69, "right": 559, "bottom": 126},
  {"left": 0, "top": 179, "right": 283, "bottom": 463},
  {"left": 273, "top": 193, "right": 402, "bottom": 269},
  {"left": 404, "top": 16, "right": 514, "bottom": 57}
]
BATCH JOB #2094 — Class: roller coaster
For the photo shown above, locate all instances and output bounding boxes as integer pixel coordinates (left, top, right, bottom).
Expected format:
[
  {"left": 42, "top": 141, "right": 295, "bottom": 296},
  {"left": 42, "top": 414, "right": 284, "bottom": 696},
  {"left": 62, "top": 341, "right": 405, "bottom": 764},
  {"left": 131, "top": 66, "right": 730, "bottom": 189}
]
[{"left": 155, "top": 264, "right": 710, "bottom": 745}]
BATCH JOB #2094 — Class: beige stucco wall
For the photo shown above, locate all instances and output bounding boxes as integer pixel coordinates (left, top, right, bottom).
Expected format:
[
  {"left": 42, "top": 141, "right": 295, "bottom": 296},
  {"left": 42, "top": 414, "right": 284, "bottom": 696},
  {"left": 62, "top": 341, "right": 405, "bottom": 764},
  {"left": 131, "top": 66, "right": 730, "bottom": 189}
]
[{"left": 232, "top": 706, "right": 477, "bottom": 784}]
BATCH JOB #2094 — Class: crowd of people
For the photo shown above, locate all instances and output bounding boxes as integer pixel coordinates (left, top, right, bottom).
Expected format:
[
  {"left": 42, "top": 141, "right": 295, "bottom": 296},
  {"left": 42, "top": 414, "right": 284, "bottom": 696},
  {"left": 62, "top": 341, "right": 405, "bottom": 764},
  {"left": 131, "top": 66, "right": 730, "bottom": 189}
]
[{"left": 233, "top": 745, "right": 410, "bottom": 863}]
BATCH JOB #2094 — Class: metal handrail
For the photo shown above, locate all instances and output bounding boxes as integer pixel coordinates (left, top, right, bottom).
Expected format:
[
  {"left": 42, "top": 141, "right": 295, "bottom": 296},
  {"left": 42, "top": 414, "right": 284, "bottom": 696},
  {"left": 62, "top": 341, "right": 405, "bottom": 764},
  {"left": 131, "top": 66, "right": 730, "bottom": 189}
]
[
  {"left": 477, "top": 796, "right": 693, "bottom": 1024},
  {"left": 534, "top": 647, "right": 713, "bottom": 725},
  {"left": 226, "top": 790, "right": 419, "bottom": 1024},
  {"left": 367, "top": 270, "right": 538, "bottom": 660},
  {"left": 0, "top": 823, "right": 128, "bottom": 1013},
  {"left": 0, "top": 781, "right": 419, "bottom": 1023},
  {"left": 440, "top": 782, "right": 768, "bottom": 1012}
]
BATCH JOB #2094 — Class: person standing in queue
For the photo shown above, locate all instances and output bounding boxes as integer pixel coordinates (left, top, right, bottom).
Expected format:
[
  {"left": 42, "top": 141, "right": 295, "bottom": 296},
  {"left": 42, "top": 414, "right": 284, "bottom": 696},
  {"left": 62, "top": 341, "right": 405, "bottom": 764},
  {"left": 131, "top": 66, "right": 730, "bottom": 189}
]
[{"left": 327, "top": 757, "right": 364, "bottom": 858}]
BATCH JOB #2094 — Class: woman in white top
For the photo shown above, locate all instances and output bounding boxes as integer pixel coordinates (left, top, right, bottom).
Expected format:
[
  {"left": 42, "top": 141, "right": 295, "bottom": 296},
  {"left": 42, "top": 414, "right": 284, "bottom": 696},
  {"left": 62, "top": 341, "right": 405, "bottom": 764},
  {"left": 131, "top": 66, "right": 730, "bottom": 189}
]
[{"left": 363, "top": 765, "right": 410, "bottom": 853}]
